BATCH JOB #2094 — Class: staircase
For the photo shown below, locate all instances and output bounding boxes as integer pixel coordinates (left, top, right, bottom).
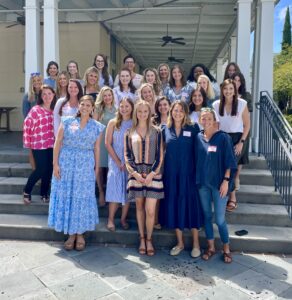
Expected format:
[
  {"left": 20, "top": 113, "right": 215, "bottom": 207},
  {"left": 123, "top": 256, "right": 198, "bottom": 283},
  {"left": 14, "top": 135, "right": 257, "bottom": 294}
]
[{"left": 0, "top": 132, "right": 292, "bottom": 254}]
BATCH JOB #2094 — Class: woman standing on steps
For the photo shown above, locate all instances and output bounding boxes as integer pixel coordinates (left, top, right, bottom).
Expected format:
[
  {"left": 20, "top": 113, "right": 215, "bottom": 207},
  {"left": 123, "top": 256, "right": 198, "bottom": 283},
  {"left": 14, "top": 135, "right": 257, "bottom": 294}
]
[
  {"left": 160, "top": 100, "right": 203, "bottom": 258},
  {"left": 48, "top": 95, "right": 105, "bottom": 251},
  {"left": 94, "top": 86, "right": 117, "bottom": 207},
  {"left": 212, "top": 79, "right": 250, "bottom": 212},
  {"left": 125, "top": 100, "right": 164, "bottom": 256},
  {"left": 105, "top": 97, "right": 134, "bottom": 231},
  {"left": 196, "top": 107, "right": 237, "bottom": 263},
  {"left": 23, "top": 85, "right": 56, "bottom": 204}
]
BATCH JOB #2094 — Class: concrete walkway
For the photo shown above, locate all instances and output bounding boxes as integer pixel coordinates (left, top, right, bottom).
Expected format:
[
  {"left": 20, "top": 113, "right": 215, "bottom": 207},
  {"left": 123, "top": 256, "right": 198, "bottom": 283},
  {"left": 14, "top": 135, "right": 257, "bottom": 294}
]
[{"left": 0, "top": 240, "right": 291, "bottom": 300}]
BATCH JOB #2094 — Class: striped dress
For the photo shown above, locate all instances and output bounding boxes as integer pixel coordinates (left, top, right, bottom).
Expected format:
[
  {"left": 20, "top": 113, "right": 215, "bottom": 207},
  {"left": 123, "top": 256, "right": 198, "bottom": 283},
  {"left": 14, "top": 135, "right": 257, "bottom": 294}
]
[{"left": 124, "top": 126, "right": 164, "bottom": 200}]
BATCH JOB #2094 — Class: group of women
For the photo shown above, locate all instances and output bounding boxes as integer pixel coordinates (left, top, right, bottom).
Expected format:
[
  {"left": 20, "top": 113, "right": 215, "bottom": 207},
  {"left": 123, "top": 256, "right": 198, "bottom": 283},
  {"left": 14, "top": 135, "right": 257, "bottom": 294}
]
[{"left": 22, "top": 56, "right": 251, "bottom": 263}]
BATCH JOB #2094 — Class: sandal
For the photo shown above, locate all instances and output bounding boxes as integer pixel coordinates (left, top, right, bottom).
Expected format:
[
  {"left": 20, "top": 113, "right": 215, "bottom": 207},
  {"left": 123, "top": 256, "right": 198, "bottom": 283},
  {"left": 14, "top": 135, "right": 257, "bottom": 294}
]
[
  {"left": 146, "top": 238, "right": 155, "bottom": 256},
  {"left": 41, "top": 195, "right": 50, "bottom": 203},
  {"left": 23, "top": 193, "right": 31, "bottom": 205},
  {"left": 202, "top": 248, "right": 216, "bottom": 261},
  {"left": 75, "top": 235, "right": 86, "bottom": 251},
  {"left": 223, "top": 252, "right": 232, "bottom": 264},
  {"left": 64, "top": 236, "right": 76, "bottom": 251},
  {"left": 226, "top": 199, "right": 238, "bottom": 212},
  {"left": 138, "top": 237, "right": 146, "bottom": 255},
  {"left": 120, "top": 221, "right": 130, "bottom": 230}
]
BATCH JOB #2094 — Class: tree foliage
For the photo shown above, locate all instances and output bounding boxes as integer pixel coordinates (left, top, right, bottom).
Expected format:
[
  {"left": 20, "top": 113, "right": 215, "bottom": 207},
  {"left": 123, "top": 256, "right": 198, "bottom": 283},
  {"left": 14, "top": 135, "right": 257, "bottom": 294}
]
[
  {"left": 282, "top": 6, "right": 291, "bottom": 49},
  {"left": 274, "top": 46, "right": 292, "bottom": 110}
]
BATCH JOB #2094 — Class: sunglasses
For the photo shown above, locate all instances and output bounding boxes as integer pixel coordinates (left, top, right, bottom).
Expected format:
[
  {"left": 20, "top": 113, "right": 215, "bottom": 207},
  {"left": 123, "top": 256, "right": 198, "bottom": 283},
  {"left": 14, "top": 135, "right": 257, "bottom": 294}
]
[{"left": 31, "top": 72, "right": 41, "bottom": 77}]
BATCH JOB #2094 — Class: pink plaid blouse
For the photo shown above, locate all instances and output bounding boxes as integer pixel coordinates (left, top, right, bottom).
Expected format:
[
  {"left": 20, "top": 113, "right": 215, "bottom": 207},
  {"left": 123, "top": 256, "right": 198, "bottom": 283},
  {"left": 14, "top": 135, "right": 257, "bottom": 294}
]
[{"left": 23, "top": 105, "right": 55, "bottom": 149}]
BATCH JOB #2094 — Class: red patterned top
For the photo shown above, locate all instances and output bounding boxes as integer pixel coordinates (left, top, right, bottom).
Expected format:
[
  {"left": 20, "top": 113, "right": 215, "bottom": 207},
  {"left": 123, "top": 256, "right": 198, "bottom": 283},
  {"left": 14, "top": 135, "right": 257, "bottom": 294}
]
[{"left": 23, "top": 105, "right": 55, "bottom": 149}]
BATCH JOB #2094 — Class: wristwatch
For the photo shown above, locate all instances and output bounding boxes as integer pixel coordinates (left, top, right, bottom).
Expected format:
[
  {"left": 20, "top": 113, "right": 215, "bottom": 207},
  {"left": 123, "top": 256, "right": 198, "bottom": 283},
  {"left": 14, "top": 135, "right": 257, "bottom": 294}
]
[
  {"left": 240, "top": 139, "right": 245, "bottom": 143},
  {"left": 223, "top": 177, "right": 230, "bottom": 182}
]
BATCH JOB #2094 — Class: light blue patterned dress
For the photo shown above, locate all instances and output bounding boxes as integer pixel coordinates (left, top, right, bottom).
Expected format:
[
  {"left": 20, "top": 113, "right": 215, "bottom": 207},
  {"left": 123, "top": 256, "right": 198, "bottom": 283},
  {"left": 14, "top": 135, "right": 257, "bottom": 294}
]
[
  {"left": 106, "top": 119, "right": 132, "bottom": 205},
  {"left": 163, "top": 83, "right": 194, "bottom": 103},
  {"left": 48, "top": 116, "right": 105, "bottom": 234}
]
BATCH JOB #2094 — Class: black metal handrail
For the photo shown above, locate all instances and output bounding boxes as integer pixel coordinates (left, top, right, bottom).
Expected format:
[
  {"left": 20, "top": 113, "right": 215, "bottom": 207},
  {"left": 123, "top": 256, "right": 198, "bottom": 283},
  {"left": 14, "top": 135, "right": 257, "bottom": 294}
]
[{"left": 257, "top": 91, "right": 292, "bottom": 218}]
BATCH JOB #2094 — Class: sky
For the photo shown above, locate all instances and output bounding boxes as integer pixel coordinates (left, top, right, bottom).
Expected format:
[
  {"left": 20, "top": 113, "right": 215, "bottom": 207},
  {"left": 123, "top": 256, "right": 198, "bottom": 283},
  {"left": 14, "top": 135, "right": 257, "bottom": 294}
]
[{"left": 274, "top": 0, "right": 291, "bottom": 53}]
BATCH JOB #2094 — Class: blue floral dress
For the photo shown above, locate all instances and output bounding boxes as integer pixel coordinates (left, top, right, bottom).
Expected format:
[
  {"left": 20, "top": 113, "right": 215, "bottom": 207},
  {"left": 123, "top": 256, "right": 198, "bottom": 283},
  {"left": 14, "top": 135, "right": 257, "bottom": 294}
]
[{"left": 48, "top": 117, "right": 105, "bottom": 234}]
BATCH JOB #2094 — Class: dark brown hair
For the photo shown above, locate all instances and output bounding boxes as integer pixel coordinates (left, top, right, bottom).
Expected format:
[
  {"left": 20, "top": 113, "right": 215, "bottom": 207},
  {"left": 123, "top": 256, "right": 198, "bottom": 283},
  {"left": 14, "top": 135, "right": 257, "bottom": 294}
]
[
  {"left": 189, "top": 87, "right": 208, "bottom": 113},
  {"left": 219, "top": 79, "right": 238, "bottom": 117},
  {"left": 37, "top": 84, "right": 57, "bottom": 110},
  {"left": 169, "top": 64, "right": 186, "bottom": 88},
  {"left": 59, "top": 79, "right": 83, "bottom": 116}
]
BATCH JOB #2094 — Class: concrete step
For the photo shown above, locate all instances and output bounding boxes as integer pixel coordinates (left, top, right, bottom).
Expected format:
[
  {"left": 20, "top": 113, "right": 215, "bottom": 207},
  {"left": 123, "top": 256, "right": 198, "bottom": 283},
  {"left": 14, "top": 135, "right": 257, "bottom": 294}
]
[
  {"left": 0, "top": 163, "right": 31, "bottom": 177},
  {"left": 0, "top": 177, "right": 40, "bottom": 194},
  {"left": 0, "top": 214, "right": 291, "bottom": 254},
  {"left": 0, "top": 195, "right": 290, "bottom": 228},
  {"left": 236, "top": 185, "right": 282, "bottom": 204},
  {"left": 239, "top": 169, "right": 274, "bottom": 186},
  {"left": 244, "top": 155, "right": 268, "bottom": 170},
  {"left": 0, "top": 150, "right": 28, "bottom": 163}
]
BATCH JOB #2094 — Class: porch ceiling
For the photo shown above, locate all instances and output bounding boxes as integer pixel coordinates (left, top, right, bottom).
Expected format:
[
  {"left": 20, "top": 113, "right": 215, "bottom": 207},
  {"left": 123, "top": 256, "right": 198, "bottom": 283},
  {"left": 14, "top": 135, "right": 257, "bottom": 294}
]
[{"left": 0, "top": 0, "right": 238, "bottom": 70}]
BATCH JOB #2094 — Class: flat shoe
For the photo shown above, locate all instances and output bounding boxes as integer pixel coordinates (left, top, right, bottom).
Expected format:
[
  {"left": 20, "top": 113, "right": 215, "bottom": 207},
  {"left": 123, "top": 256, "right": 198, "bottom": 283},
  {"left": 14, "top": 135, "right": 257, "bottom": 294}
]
[
  {"left": 191, "top": 248, "right": 201, "bottom": 258},
  {"left": 106, "top": 224, "right": 116, "bottom": 232},
  {"left": 170, "top": 246, "right": 184, "bottom": 256},
  {"left": 75, "top": 241, "right": 85, "bottom": 251},
  {"left": 154, "top": 223, "right": 162, "bottom": 230}
]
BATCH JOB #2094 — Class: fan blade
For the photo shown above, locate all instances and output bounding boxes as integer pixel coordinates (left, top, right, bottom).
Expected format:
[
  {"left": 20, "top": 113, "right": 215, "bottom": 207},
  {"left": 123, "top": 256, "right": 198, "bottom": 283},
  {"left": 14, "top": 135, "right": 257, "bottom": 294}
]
[
  {"left": 6, "top": 23, "right": 19, "bottom": 28},
  {"left": 172, "top": 37, "right": 184, "bottom": 41},
  {"left": 174, "top": 58, "right": 185, "bottom": 63},
  {"left": 161, "top": 41, "right": 169, "bottom": 47},
  {"left": 172, "top": 40, "right": 186, "bottom": 45}
]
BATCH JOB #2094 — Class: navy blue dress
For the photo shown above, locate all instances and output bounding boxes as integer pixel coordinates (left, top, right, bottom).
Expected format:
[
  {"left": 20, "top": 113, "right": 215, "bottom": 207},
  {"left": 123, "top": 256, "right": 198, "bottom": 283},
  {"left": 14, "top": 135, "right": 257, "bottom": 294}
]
[{"left": 160, "top": 124, "right": 203, "bottom": 230}]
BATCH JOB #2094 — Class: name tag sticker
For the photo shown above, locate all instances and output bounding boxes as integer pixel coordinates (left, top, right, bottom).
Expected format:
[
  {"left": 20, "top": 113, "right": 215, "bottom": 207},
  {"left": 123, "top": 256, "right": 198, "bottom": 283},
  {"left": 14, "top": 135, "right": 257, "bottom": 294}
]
[
  {"left": 183, "top": 131, "right": 191, "bottom": 137},
  {"left": 208, "top": 146, "right": 217, "bottom": 152}
]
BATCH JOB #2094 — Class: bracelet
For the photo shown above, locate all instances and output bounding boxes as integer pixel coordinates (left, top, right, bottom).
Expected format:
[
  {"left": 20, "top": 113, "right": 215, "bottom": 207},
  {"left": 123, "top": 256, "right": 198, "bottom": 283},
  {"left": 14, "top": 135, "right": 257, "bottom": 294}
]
[
  {"left": 223, "top": 177, "right": 230, "bottom": 182},
  {"left": 240, "top": 139, "right": 245, "bottom": 143}
]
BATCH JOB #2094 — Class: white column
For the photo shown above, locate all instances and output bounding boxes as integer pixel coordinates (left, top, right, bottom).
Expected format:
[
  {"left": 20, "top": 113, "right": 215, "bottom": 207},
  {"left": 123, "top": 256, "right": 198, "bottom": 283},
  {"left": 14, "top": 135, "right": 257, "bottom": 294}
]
[
  {"left": 24, "top": 0, "right": 41, "bottom": 92},
  {"left": 236, "top": 0, "right": 252, "bottom": 92},
  {"left": 230, "top": 36, "right": 237, "bottom": 62},
  {"left": 251, "top": 0, "right": 274, "bottom": 152},
  {"left": 216, "top": 57, "right": 224, "bottom": 84},
  {"left": 43, "top": 0, "right": 59, "bottom": 75}
]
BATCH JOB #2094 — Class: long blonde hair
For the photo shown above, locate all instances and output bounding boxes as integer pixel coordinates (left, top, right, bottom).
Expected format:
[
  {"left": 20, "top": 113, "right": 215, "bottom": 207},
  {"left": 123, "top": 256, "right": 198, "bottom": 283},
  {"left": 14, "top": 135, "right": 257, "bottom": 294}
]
[
  {"left": 114, "top": 97, "right": 134, "bottom": 130},
  {"left": 83, "top": 66, "right": 100, "bottom": 92},
  {"left": 28, "top": 74, "right": 43, "bottom": 101},
  {"left": 142, "top": 68, "right": 162, "bottom": 96},
  {"left": 197, "top": 74, "right": 215, "bottom": 100},
  {"left": 167, "top": 100, "right": 191, "bottom": 128},
  {"left": 95, "top": 86, "right": 115, "bottom": 120},
  {"left": 131, "top": 100, "right": 153, "bottom": 134},
  {"left": 56, "top": 71, "right": 69, "bottom": 98}
]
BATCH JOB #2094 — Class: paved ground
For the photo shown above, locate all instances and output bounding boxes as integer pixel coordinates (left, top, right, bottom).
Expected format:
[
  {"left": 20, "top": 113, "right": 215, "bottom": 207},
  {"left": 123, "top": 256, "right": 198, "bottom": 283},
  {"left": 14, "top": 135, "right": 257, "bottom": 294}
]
[{"left": 0, "top": 240, "right": 291, "bottom": 300}]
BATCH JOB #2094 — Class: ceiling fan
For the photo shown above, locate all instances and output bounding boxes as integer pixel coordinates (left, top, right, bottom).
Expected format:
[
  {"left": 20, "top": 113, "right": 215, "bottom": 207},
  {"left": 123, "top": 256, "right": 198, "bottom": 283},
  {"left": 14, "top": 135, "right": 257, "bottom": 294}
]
[
  {"left": 167, "top": 49, "right": 185, "bottom": 63},
  {"left": 161, "top": 24, "right": 186, "bottom": 47},
  {"left": 6, "top": 16, "right": 25, "bottom": 28}
]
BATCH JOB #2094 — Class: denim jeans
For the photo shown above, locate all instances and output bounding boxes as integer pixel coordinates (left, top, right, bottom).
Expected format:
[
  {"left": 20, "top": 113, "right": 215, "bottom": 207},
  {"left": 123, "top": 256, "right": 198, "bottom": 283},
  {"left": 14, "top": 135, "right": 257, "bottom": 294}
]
[{"left": 198, "top": 185, "right": 229, "bottom": 244}]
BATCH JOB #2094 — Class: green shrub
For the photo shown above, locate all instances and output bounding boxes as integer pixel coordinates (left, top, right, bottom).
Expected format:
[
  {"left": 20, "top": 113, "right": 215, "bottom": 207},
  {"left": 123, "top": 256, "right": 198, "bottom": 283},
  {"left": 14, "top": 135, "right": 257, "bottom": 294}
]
[{"left": 285, "top": 114, "right": 292, "bottom": 127}]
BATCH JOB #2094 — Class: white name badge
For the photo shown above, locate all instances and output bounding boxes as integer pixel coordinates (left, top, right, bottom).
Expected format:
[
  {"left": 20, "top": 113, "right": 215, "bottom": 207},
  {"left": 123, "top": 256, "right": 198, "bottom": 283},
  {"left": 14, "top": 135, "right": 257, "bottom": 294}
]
[
  {"left": 208, "top": 146, "right": 217, "bottom": 152},
  {"left": 183, "top": 131, "right": 191, "bottom": 137}
]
